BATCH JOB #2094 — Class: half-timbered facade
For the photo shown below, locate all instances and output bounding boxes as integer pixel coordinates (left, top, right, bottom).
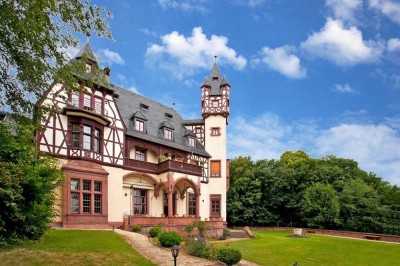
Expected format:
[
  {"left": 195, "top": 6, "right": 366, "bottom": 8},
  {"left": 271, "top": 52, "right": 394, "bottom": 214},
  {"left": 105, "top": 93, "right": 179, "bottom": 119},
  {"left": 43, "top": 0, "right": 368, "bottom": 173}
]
[{"left": 36, "top": 44, "right": 230, "bottom": 234}]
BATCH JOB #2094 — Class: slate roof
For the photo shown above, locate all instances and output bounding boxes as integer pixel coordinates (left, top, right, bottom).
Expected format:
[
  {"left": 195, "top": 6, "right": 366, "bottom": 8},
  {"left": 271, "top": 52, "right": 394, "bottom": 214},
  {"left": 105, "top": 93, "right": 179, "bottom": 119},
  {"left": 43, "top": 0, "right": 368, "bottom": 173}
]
[
  {"left": 75, "top": 43, "right": 98, "bottom": 62},
  {"left": 183, "top": 119, "right": 205, "bottom": 125},
  {"left": 111, "top": 84, "right": 210, "bottom": 157},
  {"left": 201, "top": 63, "right": 230, "bottom": 96}
]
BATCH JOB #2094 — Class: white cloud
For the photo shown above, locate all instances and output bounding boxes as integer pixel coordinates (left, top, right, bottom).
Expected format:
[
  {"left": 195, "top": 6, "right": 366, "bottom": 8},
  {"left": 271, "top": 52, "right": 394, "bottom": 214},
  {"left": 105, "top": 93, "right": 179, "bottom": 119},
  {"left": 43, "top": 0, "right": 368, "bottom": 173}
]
[
  {"left": 59, "top": 46, "right": 79, "bottom": 60},
  {"left": 228, "top": 113, "right": 400, "bottom": 185},
  {"left": 145, "top": 27, "right": 247, "bottom": 79},
  {"left": 254, "top": 45, "right": 306, "bottom": 79},
  {"left": 128, "top": 86, "right": 140, "bottom": 94},
  {"left": 369, "top": 0, "right": 400, "bottom": 25},
  {"left": 158, "top": 0, "right": 208, "bottom": 13},
  {"left": 301, "top": 18, "right": 383, "bottom": 66},
  {"left": 325, "top": 0, "right": 362, "bottom": 24},
  {"left": 96, "top": 49, "right": 125, "bottom": 65},
  {"left": 387, "top": 38, "right": 400, "bottom": 52},
  {"left": 332, "top": 83, "right": 360, "bottom": 94},
  {"left": 234, "top": 0, "right": 265, "bottom": 7},
  {"left": 140, "top": 28, "right": 158, "bottom": 38}
]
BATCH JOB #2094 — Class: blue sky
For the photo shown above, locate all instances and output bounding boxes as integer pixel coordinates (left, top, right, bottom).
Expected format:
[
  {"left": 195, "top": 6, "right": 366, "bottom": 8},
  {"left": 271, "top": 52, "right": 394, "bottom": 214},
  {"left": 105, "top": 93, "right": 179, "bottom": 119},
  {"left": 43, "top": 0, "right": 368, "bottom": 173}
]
[{"left": 71, "top": 0, "right": 400, "bottom": 185}]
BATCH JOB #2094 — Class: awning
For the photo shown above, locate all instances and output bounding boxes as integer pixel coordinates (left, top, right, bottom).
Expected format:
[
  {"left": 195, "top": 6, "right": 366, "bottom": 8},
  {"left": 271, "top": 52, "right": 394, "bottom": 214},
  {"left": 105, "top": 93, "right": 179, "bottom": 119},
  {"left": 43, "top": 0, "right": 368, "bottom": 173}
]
[{"left": 123, "top": 183, "right": 154, "bottom": 190}]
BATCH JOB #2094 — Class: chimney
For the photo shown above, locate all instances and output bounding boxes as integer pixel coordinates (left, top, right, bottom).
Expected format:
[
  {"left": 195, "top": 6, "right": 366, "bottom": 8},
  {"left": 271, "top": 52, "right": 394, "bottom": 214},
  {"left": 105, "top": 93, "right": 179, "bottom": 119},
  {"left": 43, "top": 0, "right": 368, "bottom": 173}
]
[{"left": 104, "top": 66, "right": 111, "bottom": 82}]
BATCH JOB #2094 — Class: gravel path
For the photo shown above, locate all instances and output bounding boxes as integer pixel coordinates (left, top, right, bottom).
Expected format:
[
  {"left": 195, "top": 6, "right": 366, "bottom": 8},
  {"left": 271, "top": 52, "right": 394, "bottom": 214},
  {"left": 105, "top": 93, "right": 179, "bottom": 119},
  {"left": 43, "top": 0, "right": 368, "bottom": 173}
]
[{"left": 115, "top": 229, "right": 259, "bottom": 266}]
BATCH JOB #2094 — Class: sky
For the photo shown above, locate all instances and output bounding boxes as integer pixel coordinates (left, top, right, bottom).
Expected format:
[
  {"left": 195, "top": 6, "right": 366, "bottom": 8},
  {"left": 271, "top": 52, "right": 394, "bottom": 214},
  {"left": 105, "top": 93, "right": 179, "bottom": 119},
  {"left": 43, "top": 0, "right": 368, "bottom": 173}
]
[{"left": 71, "top": 0, "right": 400, "bottom": 185}]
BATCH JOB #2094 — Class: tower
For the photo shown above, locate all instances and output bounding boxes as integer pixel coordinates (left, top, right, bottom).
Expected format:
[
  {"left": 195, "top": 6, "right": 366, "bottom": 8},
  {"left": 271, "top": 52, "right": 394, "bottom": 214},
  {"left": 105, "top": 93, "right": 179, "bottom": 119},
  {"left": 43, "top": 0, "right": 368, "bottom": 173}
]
[{"left": 200, "top": 61, "right": 230, "bottom": 222}]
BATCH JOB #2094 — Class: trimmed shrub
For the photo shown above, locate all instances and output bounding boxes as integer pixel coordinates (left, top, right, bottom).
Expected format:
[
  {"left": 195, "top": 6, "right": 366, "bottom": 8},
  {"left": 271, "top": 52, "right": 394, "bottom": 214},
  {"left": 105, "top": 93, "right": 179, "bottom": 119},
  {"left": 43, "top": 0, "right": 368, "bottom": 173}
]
[
  {"left": 149, "top": 227, "right": 163, "bottom": 238},
  {"left": 132, "top": 226, "right": 141, "bottom": 232},
  {"left": 159, "top": 231, "right": 182, "bottom": 247},
  {"left": 216, "top": 248, "right": 242, "bottom": 266},
  {"left": 186, "top": 238, "right": 212, "bottom": 258}
]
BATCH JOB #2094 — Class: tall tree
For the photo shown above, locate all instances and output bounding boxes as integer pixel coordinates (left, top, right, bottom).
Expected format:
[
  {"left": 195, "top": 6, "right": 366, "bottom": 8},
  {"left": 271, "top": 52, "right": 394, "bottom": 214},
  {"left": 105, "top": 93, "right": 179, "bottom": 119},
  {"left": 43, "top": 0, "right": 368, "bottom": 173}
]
[
  {"left": 0, "top": 123, "right": 64, "bottom": 247},
  {"left": 0, "top": 0, "right": 112, "bottom": 116}
]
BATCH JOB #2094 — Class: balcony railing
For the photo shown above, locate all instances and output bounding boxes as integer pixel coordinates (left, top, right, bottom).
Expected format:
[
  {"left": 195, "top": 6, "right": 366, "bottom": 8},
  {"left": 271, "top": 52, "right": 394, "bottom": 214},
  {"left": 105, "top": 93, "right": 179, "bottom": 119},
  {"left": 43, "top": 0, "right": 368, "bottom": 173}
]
[{"left": 125, "top": 158, "right": 203, "bottom": 176}]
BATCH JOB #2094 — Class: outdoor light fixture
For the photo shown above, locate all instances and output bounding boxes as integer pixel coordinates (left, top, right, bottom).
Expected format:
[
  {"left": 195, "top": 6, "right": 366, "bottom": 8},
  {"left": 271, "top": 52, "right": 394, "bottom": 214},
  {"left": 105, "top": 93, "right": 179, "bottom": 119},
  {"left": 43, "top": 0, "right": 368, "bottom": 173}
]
[{"left": 171, "top": 245, "right": 180, "bottom": 266}]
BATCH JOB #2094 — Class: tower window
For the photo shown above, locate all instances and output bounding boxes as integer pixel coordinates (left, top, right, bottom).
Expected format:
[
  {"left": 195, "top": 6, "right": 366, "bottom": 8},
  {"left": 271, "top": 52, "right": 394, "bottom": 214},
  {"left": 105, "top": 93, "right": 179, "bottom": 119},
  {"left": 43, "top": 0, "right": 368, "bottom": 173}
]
[
  {"left": 210, "top": 160, "right": 221, "bottom": 177},
  {"left": 213, "top": 77, "right": 218, "bottom": 82},
  {"left": 86, "top": 63, "right": 92, "bottom": 73},
  {"left": 212, "top": 100, "right": 219, "bottom": 107},
  {"left": 210, "top": 127, "right": 221, "bottom": 136}
]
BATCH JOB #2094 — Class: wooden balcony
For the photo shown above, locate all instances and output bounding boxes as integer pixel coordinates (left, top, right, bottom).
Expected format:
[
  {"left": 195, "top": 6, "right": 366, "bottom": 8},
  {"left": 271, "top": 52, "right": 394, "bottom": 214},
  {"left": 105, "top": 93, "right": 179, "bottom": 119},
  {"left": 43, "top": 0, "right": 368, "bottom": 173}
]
[
  {"left": 124, "top": 158, "right": 203, "bottom": 176},
  {"left": 63, "top": 104, "right": 110, "bottom": 126}
]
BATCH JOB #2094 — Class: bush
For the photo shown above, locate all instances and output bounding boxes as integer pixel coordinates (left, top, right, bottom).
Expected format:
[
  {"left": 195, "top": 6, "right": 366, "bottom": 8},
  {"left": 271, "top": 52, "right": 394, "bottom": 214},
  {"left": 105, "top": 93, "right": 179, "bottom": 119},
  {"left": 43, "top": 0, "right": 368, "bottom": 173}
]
[
  {"left": 186, "top": 238, "right": 213, "bottom": 258},
  {"left": 184, "top": 223, "right": 195, "bottom": 236},
  {"left": 223, "top": 229, "right": 231, "bottom": 237},
  {"left": 159, "top": 231, "right": 182, "bottom": 247},
  {"left": 132, "top": 226, "right": 141, "bottom": 232},
  {"left": 196, "top": 220, "right": 206, "bottom": 235},
  {"left": 216, "top": 248, "right": 242, "bottom": 266},
  {"left": 149, "top": 227, "right": 163, "bottom": 238}
]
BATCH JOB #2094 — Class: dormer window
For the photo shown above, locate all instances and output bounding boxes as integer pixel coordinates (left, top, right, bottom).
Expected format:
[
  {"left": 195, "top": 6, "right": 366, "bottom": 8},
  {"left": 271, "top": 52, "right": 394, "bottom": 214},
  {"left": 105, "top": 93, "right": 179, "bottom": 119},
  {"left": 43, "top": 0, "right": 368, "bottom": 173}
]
[
  {"left": 86, "top": 63, "right": 92, "bottom": 73},
  {"left": 165, "top": 113, "right": 173, "bottom": 119},
  {"left": 134, "top": 119, "right": 145, "bottom": 132},
  {"left": 164, "top": 128, "right": 173, "bottom": 140},
  {"left": 213, "top": 77, "right": 218, "bottom": 82},
  {"left": 140, "top": 103, "right": 149, "bottom": 111},
  {"left": 188, "top": 137, "right": 196, "bottom": 147}
]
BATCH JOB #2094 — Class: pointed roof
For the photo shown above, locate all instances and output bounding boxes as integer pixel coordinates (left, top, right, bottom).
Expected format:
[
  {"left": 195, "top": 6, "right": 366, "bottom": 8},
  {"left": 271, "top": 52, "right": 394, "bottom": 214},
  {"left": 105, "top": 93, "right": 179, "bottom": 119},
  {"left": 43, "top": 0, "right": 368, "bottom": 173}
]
[
  {"left": 75, "top": 43, "right": 97, "bottom": 63},
  {"left": 202, "top": 62, "right": 225, "bottom": 95},
  {"left": 159, "top": 120, "right": 174, "bottom": 130},
  {"left": 132, "top": 110, "right": 147, "bottom": 121}
]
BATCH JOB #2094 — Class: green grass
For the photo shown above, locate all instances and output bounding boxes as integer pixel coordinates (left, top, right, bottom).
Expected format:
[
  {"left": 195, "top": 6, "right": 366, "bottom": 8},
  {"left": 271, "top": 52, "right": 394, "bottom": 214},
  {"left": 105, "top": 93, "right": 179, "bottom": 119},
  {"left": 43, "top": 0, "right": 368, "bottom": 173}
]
[
  {"left": 213, "top": 230, "right": 400, "bottom": 266},
  {"left": 0, "top": 230, "right": 155, "bottom": 266}
]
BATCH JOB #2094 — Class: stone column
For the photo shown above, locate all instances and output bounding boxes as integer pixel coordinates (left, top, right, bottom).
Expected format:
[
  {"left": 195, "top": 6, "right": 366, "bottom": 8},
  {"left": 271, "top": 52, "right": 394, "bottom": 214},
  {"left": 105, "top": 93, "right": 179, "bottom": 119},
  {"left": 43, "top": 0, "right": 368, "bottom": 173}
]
[
  {"left": 195, "top": 193, "right": 200, "bottom": 218},
  {"left": 168, "top": 190, "right": 173, "bottom": 217}
]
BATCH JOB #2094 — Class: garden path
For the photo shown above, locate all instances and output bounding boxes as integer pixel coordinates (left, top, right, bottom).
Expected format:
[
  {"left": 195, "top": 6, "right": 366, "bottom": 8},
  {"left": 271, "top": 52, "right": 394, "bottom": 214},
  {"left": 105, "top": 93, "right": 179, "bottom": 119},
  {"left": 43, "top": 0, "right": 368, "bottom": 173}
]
[{"left": 115, "top": 229, "right": 259, "bottom": 266}]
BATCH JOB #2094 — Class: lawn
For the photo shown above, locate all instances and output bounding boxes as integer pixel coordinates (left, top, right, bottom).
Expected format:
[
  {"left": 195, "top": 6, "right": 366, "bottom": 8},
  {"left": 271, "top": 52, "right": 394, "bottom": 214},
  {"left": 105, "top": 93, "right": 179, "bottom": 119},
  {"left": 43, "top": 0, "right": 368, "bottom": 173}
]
[
  {"left": 0, "top": 230, "right": 155, "bottom": 266},
  {"left": 214, "top": 230, "right": 400, "bottom": 266}
]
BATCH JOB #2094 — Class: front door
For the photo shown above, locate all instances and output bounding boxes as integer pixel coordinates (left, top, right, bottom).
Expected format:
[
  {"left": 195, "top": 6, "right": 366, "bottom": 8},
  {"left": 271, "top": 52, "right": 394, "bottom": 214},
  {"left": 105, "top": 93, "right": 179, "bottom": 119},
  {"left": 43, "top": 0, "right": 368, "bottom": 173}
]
[{"left": 163, "top": 192, "right": 177, "bottom": 216}]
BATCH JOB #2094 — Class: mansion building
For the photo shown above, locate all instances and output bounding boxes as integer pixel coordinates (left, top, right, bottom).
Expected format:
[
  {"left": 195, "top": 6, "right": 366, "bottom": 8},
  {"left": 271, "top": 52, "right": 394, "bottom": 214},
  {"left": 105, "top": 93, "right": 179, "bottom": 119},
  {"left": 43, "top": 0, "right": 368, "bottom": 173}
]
[{"left": 36, "top": 44, "right": 230, "bottom": 233}]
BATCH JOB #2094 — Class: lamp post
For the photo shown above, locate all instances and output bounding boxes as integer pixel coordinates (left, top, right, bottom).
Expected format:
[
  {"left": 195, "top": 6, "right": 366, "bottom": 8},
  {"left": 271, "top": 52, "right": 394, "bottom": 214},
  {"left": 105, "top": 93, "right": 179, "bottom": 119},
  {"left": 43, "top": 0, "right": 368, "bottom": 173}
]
[{"left": 171, "top": 245, "right": 180, "bottom": 266}]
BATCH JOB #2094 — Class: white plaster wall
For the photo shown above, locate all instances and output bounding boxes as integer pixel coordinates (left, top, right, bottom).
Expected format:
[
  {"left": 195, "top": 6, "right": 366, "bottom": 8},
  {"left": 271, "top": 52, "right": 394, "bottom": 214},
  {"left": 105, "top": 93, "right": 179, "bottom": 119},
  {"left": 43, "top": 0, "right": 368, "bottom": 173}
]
[{"left": 203, "top": 115, "right": 227, "bottom": 221}]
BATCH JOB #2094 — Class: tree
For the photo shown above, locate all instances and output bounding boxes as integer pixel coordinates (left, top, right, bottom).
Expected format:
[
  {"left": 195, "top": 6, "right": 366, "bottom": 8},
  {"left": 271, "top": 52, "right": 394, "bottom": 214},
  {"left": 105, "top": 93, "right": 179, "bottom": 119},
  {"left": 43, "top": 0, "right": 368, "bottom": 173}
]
[
  {"left": 0, "top": 0, "right": 112, "bottom": 116},
  {"left": 301, "top": 183, "right": 340, "bottom": 228},
  {"left": 0, "top": 123, "right": 64, "bottom": 247}
]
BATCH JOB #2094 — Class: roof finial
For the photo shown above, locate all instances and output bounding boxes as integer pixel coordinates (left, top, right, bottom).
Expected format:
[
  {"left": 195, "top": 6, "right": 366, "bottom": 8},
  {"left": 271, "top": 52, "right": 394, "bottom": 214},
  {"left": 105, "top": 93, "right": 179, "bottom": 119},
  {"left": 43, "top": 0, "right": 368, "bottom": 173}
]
[{"left": 214, "top": 55, "right": 217, "bottom": 64}]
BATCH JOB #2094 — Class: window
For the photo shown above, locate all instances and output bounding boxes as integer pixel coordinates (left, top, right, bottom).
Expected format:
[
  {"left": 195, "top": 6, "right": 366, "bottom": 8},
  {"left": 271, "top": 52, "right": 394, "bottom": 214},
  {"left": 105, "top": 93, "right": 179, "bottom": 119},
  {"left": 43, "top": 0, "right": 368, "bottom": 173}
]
[
  {"left": 140, "top": 103, "right": 149, "bottom": 110},
  {"left": 195, "top": 127, "right": 202, "bottom": 134},
  {"left": 94, "top": 98, "right": 102, "bottom": 114},
  {"left": 70, "top": 121, "right": 102, "bottom": 153},
  {"left": 83, "top": 125, "right": 91, "bottom": 150},
  {"left": 188, "top": 137, "right": 196, "bottom": 147},
  {"left": 210, "top": 160, "right": 221, "bottom": 177},
  {"left": 69, "top": 178, "right": 103, "bottom": 214},
  {"left": 71, "top": 92, "right": 79, "bottom": 107},
  {"left": 211, "top": 127, "right": 220, "bottom": 136},
  {"left": 135, "top": 149, "right": 146, "bottom": 161},
  {"left": 165, "top": 113, "right": 173, "bottom": 119},
  {"left": 212, "top": 100, "right": 219, "bottom": 107},
  {"left": 164, "top": 128, "right": 173, "bottom": 140},
  {"left": 135, "top": 119, "right": 145, "bottom": 132},
  {"left": 188, "top": 193, "right": 196, "bottom": 216},
  {"left": 86, "top": 63, "right": 92, "bottom": 73},
  {"left": 83, "top": 94, "right": 91, "bottom": 110},
  {"left": 134, "top": 189, "right": 147, "bottom": 215},
  {"left": 213, "top": 77, "right": 218, "bottom": 82},
  {"left": 210, "top": 194, "right": 221, "bottom": 217}
]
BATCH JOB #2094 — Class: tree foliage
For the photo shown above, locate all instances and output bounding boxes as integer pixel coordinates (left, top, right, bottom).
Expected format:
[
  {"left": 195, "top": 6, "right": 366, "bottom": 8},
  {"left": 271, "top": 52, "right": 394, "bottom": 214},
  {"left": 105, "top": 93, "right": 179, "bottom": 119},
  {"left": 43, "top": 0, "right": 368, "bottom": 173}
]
[
  {"left": 227, "top": 151, "right": 400, "bottom": 235},
  {"left": 0, "top": 123, "right": 64, "bottom": 247},
  {"left": 0, "top": 0, "right": 112, "bottom": 116}
]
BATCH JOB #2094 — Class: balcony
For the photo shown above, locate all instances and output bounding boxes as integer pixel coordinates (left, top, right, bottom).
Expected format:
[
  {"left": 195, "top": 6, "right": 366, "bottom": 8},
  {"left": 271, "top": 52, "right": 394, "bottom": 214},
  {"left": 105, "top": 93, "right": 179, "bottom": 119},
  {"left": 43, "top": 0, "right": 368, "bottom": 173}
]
[{"left": 125, "top": 158, "right": 203, "bottom": 176}]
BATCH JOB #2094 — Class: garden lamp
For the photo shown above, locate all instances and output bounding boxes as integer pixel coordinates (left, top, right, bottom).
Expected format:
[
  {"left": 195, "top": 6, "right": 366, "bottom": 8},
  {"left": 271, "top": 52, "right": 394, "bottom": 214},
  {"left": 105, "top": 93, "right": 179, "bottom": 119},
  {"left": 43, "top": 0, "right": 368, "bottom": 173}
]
[{"left": 171, "top": 245, "right": 180, "bottom": 266}]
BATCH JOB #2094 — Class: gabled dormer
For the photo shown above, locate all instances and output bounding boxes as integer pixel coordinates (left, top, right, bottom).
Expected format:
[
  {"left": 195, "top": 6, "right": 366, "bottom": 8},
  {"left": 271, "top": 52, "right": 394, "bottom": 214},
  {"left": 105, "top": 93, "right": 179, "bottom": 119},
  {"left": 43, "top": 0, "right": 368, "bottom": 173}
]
[
  {"left": 132, "top": 111, "right": 147, "bottom": 133},
  {"left": 160, "top": 121, "right": 174, "bottom": 141}
]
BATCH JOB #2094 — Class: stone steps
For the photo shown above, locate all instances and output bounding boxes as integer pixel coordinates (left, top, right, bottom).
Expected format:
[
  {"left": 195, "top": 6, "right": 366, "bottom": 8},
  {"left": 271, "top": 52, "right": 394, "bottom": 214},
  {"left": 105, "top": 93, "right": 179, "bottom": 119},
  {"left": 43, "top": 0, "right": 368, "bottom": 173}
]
[{"left": 229, "top": 229, "right": 251, "bottom": 238}]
